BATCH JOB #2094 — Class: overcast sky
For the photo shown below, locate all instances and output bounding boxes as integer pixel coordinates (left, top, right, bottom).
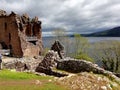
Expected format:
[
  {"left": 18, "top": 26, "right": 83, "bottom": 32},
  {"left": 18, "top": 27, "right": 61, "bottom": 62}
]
[{"left": 0, "top": 0, "right": 120, "bottom": 36}]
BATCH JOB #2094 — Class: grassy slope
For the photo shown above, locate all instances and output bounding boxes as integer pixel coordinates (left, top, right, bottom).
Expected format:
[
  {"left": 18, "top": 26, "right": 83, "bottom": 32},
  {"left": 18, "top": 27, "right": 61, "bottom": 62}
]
[
  {"left": 0, "top": 70, "right": 120, "bottom": 90},
  {"left": 0, "top": 70, "right": 68, "bottom": 90},
  {"left": 0, "top": 70, "right": 51, "bottom": 80},
  {"left": 57, "top": 72, "right": 120, "bottom": 90}
]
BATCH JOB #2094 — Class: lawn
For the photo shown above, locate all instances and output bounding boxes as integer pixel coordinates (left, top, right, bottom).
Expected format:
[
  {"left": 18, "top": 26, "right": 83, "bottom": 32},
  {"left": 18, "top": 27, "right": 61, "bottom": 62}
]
[
  {"left": 0, "top": 70, "right": 52, "bottom": 80},
  {"left": 0, "top": 70, "right": 69, "bottom": 90},
  {"left": 0, "top": 70, "right": 120, "bottom": 90}
]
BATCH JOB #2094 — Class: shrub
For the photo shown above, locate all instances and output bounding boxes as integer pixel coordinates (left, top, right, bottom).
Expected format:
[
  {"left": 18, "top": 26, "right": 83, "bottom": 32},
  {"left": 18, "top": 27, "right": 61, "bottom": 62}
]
[
  {"left": 42, "top": 48, "right": 49, "bottom": 56},
  {"left": 75, "top": 53, "right": 94, "bottom": 62}
]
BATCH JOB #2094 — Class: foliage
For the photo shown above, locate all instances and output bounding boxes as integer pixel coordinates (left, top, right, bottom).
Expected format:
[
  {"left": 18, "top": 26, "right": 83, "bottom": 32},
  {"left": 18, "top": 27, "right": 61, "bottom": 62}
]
[
  {"left": 75, "top": 53, "right": 94, "bottom": 62},
  {"left": 92, "top": 41, "right": 120, "bottom": 73},
  {"left": 52, "top": 30, "right": 91, "bottom": 62},
  {"left": 71, "top": 34, "right": 91, "bottom": 62},
  {"left": 42, "top": 48, "right": 49, "bottom": 56},
  {"left": 73, "top": 34, "right": 89, "bottom": 56},
  {"left": 52, "top": 28, "right": 71, "bottom": 56}
]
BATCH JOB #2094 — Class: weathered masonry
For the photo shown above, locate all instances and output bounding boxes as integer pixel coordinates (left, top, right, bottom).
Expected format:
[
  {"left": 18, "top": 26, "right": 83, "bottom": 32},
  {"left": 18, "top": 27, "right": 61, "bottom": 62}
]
[{"left": 0, "top": 10, "right": 43, "bottom": 57}]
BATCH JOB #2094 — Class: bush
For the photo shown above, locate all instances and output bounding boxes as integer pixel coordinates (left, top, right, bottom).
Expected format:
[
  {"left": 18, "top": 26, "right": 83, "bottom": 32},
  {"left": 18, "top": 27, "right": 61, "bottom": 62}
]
[
  {"left": 75, "top": 53, "right": 94, "bottom": 62},
  {"left": 42, "top": 48, "right": 49, "bottom": 56},
  {"left": 92, "top": 41, "right": 120, "bottom": 73}
]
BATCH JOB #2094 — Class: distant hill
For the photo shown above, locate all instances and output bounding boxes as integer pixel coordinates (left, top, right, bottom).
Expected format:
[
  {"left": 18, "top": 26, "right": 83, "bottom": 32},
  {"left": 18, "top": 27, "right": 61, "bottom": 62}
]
[
  {"left": 84, "top": 26, "right": 120, "bottom": 37},
  {"left": 43, "top": 26, "right": 120, "bottom": 38}
]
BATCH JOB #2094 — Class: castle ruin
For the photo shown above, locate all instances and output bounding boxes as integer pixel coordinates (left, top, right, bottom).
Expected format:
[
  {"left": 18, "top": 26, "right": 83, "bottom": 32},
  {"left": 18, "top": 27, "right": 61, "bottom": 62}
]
[{"left": 0, "top": 10, "right": 43, "bottom": 57}]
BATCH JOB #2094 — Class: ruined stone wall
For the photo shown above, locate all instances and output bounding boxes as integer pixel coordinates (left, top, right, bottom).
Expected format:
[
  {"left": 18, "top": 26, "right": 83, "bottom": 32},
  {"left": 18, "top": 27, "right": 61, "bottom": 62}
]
[
  {"left": 25, "top": 23, "right": 33, "bottom": 36},
  {"left": 23, "top": 43, "right": 40, "bottom": 57},
  {"left": 5, "top": 13, "right": 23, "bottom": 57},
  {"left": 18, "top": 15, "right": 43, "bottom": 57},
  {"left": 32, "top": 22, "right": 42, "bottom": 38},
  {"left": 0, "top": 10, "right": 43, "bottom": 57},
  {"left": 0, "top": 13, "right": 23, "bottom": 57},
  {"left": 0, "top": 16, "right": 6, "bottom": 43}
]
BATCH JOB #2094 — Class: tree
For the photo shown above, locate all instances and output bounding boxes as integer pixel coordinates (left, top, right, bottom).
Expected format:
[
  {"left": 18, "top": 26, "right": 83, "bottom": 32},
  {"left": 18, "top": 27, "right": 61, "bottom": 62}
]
[
  {"left": 52, "top": 28, "right": 71, "bottom": 56},
  {"left": 72, "top": 34, "right": 93, "bottom": 62},
  {"left": 73, "top": 34, "right": 89, "bottom": 56},
  {"left": 92, "top": 41, "right": 120, "bottom": 73},
  {"left": 52, "top": 30, "right": 92, "bottom": 61},
  {"left": 52, "top": 28, "right": 66, "bottom": 41}
]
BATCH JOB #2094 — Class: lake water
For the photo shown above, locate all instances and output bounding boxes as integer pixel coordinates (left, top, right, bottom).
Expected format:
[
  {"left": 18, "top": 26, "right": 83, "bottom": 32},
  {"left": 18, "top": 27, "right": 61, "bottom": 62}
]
[{"left": 43, "top": 37, "right": 120, "bottom": 48}]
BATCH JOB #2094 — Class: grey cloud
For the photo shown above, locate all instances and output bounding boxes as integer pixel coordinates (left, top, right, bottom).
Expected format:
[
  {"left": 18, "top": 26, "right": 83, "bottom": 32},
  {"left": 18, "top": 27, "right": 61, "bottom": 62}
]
[{"left": 0, "top": 0, "right": 120, "bottom": 35}]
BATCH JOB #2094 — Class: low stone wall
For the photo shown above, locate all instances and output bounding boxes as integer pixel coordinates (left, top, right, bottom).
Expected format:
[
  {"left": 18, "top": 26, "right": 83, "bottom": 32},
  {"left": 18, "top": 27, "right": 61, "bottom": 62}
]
[
  {"left": 57, "top": 58, "right": 105, "bottom": 73},
  {"left": 3, "top": 56, "right": 43, "bottom": 72},
  {"left": 2, "top": 50, "right": 120, "bottom": 82},
  {"left": 57, "top": 58, "right": 120, "bottom": 83}
]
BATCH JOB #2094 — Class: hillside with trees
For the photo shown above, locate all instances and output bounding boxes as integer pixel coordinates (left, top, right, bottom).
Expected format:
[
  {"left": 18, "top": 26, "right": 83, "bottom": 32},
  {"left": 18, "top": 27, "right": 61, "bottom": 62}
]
[{"left": 85, "top": 26, "right": 120, "bottom": 37}]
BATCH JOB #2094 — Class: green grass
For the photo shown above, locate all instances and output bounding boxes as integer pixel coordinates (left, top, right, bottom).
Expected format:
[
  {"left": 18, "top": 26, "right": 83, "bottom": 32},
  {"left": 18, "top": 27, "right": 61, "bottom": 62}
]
[
  {"left": 0, "top": 82, "right": 68, "bottom": 90},
  {"left": 0, "top": 70, "right": 69, "bottom": 90},
  {"left": 0, "top": 69, "right": 52, "bottom": 80}
]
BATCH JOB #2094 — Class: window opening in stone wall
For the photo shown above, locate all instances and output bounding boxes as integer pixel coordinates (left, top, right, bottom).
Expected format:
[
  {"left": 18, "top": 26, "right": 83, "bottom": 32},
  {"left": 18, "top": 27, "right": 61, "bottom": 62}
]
[
  {"left": 29, "top": 41, "right": 36, "bottom": 45},
  {"left": 19, "top": 23, "right": 23, "bottom": 31},
  {"left": 5, "top": 22, "right": 7, "bottom": 30},
  {"left": 32, "top": 26, "right": 35, "bottom": 36},
  {"left": 9, "top": 33, "right": 11, "bottom": 42},
  {"left": 9, "top": 44, "right": 13, "bottom": 56},
  {"left": 0, "top": 42, "right": 8, "bottom": 49}
]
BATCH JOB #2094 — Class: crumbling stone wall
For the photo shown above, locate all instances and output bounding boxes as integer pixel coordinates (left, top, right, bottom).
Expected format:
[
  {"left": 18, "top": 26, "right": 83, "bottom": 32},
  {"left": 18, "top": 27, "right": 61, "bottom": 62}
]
[
  {"left": 51, "top": 41, "right": 64, "bottom": 59},
  {"left": 0, "top": 10, "right": 43, "bottom": 57},
  {"left": 35, "top": 50, "right": 67, "bottom": 77},
  {"left": 57, "top": 58, "right": 120, "bottom": 82},
  {"left": 35, "top": 50, "right": 59, "bottom": 74}
]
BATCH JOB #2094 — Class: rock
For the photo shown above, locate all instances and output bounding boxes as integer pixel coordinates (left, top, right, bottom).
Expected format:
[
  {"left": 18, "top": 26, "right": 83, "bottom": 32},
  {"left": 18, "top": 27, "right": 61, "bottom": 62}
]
[
  {"left": 35, "top": 80, "right": 42, "bottom": 85},
  {"left": 35, "top": 50, "right": 59, "bottom": 73},
  {"left": 114, "top": 73, "right": 120, "bottom": 78},
  {"left": 57, "top": 58, "right": 104, "bottom": 73},
  {"left": 35, "top": 50, "right": 67, "bottom": 77},
  {"left": 51, "top": 41, "right": 64, "bottom": 59},
  {"left": 3, "top": 57, "right": 42, "bottom": 72},
  {"left": 21, "top": 13, "right": 30, "bottom": 24},
  {"left": 3, "top": 60, "right": 26, "bottom": 71},
  {"left": 57, "top": 58, "right": 120, "bottom": 83},
  {"left": 0, "top": 10, "right": 7, "bottom": 16},
  {"left": 32, "top": 16, "right": 39, "bottom": 22},
  {"left": 101, "top": 86, "right": 107, "bottom": 90},
  {"left": 15, "top": 61, "right": 26, "bottom": 71}
]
